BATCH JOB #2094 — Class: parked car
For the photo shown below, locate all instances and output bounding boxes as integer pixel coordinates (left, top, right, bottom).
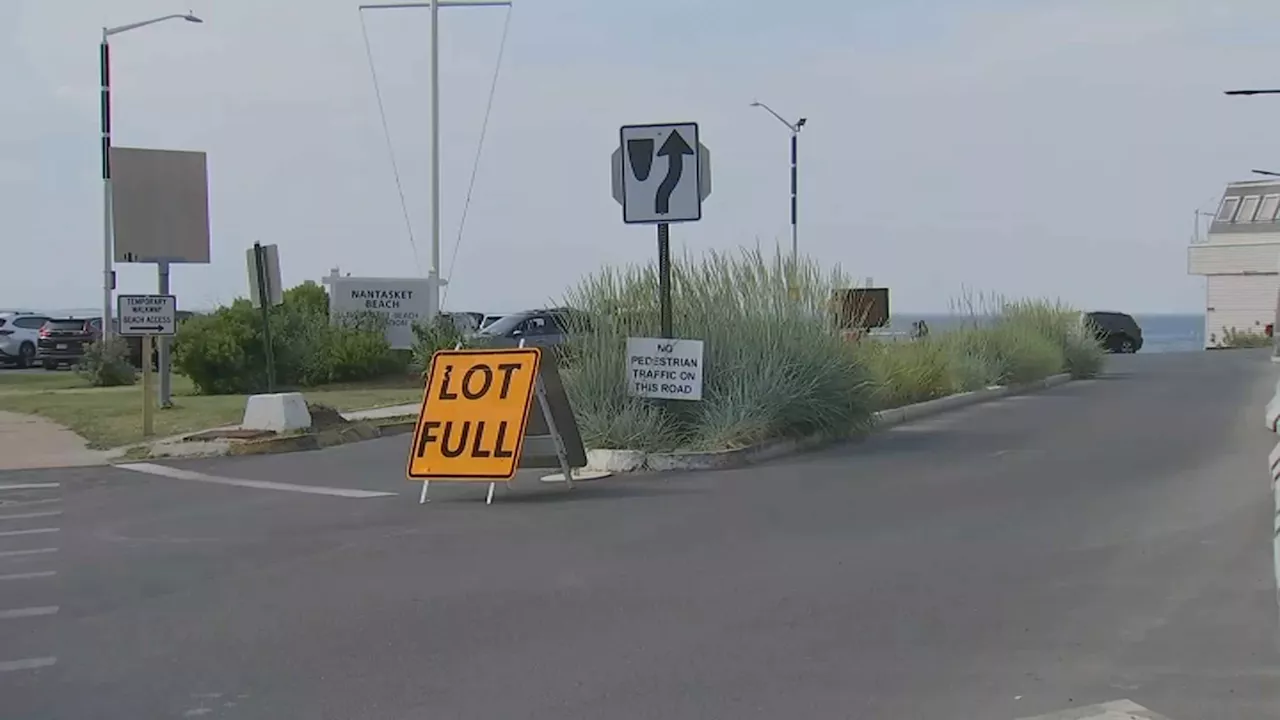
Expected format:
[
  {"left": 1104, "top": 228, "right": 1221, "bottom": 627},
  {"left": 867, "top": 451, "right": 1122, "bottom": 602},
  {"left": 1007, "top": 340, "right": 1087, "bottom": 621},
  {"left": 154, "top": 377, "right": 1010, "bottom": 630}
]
[
  {"left": 1085, "top": 311, "right": 1143, "bottom": 354},
  {"left": 445, "top": 312, "right": 485, "bottom": 335},
  {"left": 37, "top": 312, "right": 195, "bottom": 371},
  {"left": 0, "top": 311, "right": 51, "bottom": 368},
  {"left": 38, "top": 317, "right": 103, "bottom": 369},
  {"left": 471, "top": 307, "right": 591, "bottom": 351}
]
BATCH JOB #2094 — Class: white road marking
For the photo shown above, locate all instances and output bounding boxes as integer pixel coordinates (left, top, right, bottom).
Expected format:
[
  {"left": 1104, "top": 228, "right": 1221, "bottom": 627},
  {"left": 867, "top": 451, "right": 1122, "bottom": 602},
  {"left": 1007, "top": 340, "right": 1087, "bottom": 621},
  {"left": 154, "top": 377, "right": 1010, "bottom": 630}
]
[
  {"left": 0, "top": 483, "right": 59, "bottom": 492},
  {"left": 0, "top": 605, "right": 59, "bottom": 620},
  {"left": 0, "top": 570, "right": 56, "bottom": 581},
  {"left": 0, "top": 657, "right": 57, "bottom": 673},
  {"left": 0, "top": 547, "right": 57, "bottom": 558},
  {"left": 117, "top": 462, "right": 397, "bottom": 499},
  {"left": 0, "top": 527, "right": 59, "bottom": 538},
  {"left": 0, "top": 510, "right": 63, "bottom": 521},
  {"left": 0, "top": 497, "right": 61, "bottom": 508},
  {"left": 1014, "top": 699, "right": 1174, "bottom": 719}
]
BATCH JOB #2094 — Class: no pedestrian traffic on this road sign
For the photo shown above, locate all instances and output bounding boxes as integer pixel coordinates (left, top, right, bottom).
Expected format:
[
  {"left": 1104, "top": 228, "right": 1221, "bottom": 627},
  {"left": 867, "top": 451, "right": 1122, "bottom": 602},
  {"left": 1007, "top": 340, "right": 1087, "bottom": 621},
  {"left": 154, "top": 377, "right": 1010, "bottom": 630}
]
[
  {"left": 116, "top": 294, "right": 177, "bottom": 336},
  {"left": 407, "top": 347, "right": 543, "bottom": 480}
]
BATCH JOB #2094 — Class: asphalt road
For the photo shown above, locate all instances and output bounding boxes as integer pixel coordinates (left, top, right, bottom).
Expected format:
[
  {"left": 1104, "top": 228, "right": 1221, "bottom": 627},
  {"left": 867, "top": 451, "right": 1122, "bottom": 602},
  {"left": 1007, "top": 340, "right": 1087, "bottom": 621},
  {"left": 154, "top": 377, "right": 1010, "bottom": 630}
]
[{"left": 0, "top": 351, "right": 1276, "bottom": 719}]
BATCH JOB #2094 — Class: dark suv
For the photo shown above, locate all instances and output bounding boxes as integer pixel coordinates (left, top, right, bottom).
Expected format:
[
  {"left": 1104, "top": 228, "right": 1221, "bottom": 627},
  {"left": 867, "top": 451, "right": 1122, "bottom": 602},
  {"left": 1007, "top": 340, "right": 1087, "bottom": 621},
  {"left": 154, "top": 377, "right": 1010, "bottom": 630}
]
[
  {"left": 38, "top": 318, "right": 103, "bottom": 369},
  {"left": 471, "top": 307, "right": 590, "bottom": 351},
  {"left": 1085, "top": 311, "right": 1143, "bottom": 354}
]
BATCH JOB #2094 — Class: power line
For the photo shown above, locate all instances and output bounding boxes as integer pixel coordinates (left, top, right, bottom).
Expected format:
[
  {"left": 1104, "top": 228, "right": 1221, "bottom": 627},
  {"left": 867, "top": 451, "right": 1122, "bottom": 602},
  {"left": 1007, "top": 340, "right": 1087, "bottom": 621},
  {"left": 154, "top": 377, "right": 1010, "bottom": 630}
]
[
  {"left": 359, "top": 9, "right": 423, "bottom": 274},
  {"left": 442, "top": 4, "right": 513, "bottom": 309}
]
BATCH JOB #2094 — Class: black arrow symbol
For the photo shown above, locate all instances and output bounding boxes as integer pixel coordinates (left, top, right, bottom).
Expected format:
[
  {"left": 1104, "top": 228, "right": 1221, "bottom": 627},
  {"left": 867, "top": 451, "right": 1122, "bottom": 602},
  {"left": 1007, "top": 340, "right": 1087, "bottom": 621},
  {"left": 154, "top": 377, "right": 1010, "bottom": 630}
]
[
  {"left": 655, "top": 130, "right": 694, "bottom": 215},
  {"left": 130, "top": 325, "right": 165, "bottom": 332}
]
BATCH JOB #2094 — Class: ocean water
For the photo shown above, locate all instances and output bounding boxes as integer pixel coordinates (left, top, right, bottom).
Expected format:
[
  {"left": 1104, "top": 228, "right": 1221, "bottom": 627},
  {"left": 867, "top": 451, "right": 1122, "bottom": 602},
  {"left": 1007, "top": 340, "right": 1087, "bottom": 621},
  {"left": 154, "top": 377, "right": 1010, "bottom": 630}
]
[{"left": 887, "top": 313, "right": 1205, "bottom": 354}]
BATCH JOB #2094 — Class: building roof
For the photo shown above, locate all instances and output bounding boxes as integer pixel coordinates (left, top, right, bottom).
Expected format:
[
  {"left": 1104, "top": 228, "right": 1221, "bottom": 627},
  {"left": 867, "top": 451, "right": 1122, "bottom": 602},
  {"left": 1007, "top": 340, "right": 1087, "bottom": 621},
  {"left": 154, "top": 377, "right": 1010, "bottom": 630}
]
[{"left": 1209, "top": 179, "right": 1280, "bottom": 236}]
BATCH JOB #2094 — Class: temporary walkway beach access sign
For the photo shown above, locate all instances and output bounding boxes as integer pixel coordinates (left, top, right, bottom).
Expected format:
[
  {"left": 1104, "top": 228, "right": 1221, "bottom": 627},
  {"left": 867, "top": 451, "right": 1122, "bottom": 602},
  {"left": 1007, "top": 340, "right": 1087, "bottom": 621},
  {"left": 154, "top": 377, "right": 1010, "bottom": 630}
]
[{"left": 406, "top": 346, "right": 590, "bottom": 504}]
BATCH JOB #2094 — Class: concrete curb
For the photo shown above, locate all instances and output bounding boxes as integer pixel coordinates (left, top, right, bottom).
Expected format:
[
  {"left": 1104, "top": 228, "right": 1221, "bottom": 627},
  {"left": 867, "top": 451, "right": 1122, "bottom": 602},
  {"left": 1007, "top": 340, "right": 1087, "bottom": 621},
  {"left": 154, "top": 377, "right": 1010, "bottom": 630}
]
[
  {"left": 589, "top": 373, "right": 1074, "bottom": 474},
  {"left": 122, "top": 415, "right": 420, "bottom": 461}
]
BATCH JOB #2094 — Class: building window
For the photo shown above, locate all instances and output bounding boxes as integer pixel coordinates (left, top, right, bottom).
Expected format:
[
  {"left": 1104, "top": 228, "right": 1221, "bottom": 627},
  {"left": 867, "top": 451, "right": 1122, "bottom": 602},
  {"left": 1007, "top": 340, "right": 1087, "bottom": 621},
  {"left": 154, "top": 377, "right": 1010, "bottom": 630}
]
[
  {"left": 1237, "top": 195, "right": 1262, "bottom": 223},
  {"left": 1217, "top": 196, "right": 1241, "bottom": 222},
  {"left": 1258, "top": 194, "right": 1280, "bottom": 223}
]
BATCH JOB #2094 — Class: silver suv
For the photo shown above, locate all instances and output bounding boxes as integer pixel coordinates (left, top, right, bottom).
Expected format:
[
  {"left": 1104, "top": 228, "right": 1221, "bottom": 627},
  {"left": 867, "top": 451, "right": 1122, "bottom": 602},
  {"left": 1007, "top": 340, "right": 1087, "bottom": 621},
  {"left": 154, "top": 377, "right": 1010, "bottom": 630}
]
[{"left": 0, "top": 311, "right": 52, "bottom": 368}]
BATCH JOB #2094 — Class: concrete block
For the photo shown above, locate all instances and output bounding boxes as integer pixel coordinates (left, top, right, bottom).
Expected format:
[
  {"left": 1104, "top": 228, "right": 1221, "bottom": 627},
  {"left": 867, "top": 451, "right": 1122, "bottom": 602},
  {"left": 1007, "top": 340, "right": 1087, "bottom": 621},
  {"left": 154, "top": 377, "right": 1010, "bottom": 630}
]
[
  {"left": 587, "top": 449, "right": 647, "bottom": 473},
  {"left": 242, "top": 393, "right": 312, "bottom": 433},
  {"left": 1266, "top": 393, "right": 1280, "bottom": 433}
]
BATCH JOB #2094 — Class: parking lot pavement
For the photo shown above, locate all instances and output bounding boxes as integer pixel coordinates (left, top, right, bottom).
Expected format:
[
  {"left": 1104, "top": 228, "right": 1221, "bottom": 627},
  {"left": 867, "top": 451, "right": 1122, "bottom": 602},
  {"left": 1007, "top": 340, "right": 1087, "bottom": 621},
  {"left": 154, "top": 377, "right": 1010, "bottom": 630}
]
[{"left": 0, "top": 350, "right": 1275, "bottom": 719}]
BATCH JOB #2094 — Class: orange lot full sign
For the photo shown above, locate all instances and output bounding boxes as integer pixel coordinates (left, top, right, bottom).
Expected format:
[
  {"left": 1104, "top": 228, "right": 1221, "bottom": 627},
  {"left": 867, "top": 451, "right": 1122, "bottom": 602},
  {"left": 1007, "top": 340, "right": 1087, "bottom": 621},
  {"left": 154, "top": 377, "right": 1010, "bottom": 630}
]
[{"left": 406, "top": 347, "right": 542, "bottom": 480}]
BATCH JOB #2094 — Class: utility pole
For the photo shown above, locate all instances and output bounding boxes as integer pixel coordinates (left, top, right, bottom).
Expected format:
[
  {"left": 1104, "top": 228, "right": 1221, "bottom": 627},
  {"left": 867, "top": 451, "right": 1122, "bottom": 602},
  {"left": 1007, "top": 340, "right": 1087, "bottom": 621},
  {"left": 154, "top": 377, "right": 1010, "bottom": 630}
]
[{"left": 359, "top": 1, "right": 512, "bottom": 321}]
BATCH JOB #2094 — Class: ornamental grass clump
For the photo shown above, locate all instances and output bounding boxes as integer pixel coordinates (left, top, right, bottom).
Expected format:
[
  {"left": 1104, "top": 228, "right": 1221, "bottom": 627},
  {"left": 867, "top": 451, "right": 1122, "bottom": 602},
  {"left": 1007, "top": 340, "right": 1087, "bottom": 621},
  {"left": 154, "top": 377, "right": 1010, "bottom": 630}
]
[{"left": 561, "top": 248, "right": 877, "bottom": 452}]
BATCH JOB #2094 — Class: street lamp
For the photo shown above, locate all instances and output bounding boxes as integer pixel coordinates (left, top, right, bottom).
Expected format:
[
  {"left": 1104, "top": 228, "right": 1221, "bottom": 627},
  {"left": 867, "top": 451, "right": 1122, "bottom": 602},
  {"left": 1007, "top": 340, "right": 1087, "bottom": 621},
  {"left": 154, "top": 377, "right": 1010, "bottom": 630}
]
[
  {"left": 100, "top": 13, "right": 203, "bottom": 340},
  {"left": 750, "top": 100, "right": 806, "bottom": 265}
]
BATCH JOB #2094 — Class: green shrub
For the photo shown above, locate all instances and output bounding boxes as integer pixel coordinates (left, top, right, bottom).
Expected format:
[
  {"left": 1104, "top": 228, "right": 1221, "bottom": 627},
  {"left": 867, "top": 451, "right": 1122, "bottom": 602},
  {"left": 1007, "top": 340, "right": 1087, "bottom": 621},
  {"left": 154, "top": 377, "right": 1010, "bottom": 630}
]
[
  {"left": 76, "top": 337, "right": 137, "bottom": 387},
  {"left": 1222, "top": 326, "right": 1272, "bottom": 349},
  {"left": 854, "top": 297, "right": 1104, "bottom": 411},
  {"left": 562, "top": 248, "right": 877, "bottom": 452},
  {"left": 173, "top": 283, "right": 408, "bottom": 394},
  {"left": 410, "top": 314, "right": 470, "bottom": 371}
]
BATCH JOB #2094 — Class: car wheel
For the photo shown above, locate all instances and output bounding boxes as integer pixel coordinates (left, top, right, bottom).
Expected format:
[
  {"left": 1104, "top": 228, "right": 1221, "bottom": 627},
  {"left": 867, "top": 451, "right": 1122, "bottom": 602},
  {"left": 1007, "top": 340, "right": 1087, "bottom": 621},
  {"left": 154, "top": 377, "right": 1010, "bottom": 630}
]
[
  {"left": 17, "top": 343, "right": 35, "bottom": 369},
  {"left": 1119, "top": 337, "right": 1137, "bottom": 354},
  {"left": 42, "top": 360, "right": 58, "bottom": 371}
]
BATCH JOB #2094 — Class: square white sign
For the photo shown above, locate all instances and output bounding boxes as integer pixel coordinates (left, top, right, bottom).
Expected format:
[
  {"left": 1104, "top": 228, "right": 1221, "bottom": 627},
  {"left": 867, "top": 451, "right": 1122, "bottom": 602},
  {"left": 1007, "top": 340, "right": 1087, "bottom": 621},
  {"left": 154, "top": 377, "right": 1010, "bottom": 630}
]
[
  {"left": 626, "top": 337, "right": 704, "bottom": 401},
  {"left": 619, "top": 123, "right": 702, "bottom": 224}
]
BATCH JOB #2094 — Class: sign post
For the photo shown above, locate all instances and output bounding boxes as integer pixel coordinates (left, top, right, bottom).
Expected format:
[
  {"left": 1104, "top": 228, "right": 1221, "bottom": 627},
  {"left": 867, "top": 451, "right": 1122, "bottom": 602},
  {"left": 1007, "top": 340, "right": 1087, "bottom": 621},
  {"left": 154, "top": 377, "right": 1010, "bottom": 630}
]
[
  {"left": 116, "top": 293, "right": 177, "bottom": 437},
  {"left": 246, "top": 243, "right": 284, "bottom": 393},
  {"left": 614, "top": 122, "right": 708, "bottom": 338}
]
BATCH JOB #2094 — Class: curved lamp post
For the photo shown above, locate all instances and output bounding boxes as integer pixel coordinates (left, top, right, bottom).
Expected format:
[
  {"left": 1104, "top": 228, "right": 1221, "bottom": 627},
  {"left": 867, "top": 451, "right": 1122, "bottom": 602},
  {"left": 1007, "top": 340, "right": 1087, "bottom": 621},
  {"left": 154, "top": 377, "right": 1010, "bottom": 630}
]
[
  {"left": 100, "top": 12, "right": 203, "bottom": 340},
  {"left": 750, "top": 100, "right": 806, "bottom": 265}
]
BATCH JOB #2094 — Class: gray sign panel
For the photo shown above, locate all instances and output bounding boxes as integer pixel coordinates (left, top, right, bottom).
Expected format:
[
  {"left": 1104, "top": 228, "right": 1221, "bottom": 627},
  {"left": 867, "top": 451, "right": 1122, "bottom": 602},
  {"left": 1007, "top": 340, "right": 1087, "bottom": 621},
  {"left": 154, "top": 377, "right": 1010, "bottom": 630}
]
[{"left": 111, "top": 147, "right": 211, "bottom": 264}]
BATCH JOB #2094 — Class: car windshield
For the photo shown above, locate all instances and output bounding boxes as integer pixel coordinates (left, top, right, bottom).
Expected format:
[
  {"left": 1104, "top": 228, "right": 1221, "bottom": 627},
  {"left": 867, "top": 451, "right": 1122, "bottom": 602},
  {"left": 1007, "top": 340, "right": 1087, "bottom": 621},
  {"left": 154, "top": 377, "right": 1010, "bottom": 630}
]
[{"left": 476, "top": 311, "right": 532, "bottom": 337}]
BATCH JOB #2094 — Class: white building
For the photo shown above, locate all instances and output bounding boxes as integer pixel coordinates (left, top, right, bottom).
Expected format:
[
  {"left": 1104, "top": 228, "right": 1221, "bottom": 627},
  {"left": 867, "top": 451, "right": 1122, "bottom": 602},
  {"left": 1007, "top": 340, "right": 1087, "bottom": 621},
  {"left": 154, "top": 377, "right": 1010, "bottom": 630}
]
[{"left": 1188, "top": 179, "right": 1280, "bottom": 348}]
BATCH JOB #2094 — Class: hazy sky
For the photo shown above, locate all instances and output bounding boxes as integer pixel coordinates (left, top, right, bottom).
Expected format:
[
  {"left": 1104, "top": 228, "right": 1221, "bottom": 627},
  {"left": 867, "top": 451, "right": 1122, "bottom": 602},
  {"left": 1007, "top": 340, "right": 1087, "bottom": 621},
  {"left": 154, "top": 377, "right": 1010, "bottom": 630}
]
[{"left": 4, "top": 0, "right": 1280, "bottom": 314}]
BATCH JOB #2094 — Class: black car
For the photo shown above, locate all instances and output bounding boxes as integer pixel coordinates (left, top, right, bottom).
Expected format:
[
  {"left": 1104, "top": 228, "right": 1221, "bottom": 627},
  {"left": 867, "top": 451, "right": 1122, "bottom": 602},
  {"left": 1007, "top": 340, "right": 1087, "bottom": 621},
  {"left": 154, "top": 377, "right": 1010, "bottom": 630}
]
[
  {"left": 1085, "top": 311, "right": 1143, "bottom": 354},
  {"left": 471, "top": 307, "right": 591, "bottom": 351},
  {"left": 38, "top": 317, "right": 103, "bottom": 369}
]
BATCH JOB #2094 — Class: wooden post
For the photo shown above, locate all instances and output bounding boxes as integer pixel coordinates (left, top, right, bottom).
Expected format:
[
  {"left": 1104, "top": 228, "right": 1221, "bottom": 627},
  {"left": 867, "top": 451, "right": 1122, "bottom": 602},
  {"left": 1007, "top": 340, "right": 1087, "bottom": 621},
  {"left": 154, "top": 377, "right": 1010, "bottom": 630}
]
[{"left": 141, "top": 334, "right": 154, "bottom": 437}]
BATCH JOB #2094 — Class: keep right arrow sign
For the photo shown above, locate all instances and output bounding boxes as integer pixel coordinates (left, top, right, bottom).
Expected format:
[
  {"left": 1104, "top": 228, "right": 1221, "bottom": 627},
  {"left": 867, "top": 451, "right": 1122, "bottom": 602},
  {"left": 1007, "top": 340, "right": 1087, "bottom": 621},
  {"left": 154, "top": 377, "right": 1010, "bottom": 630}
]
[{"left": 614, "top": 122, "right": 708, "bottom": 225}]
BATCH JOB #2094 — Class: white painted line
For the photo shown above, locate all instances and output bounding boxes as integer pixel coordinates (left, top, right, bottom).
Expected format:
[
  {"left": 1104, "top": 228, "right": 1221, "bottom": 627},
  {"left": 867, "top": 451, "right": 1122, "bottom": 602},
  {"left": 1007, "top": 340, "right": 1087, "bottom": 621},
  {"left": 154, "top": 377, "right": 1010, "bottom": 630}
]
[
  {"left": 0, "top": 483, "right": 59, "bottom": 492},
  {"left": 117, "top": 462, "right": 397, "bottom": 499},
  {"left": 0, "top": 547, "right": 57, "bottom": 559},
  {"left": 0, "top": 657, "right": 57, "bottom": 673},
  {"left": 0, "top": 510, "right": 63, "bottom": 521},
  {"left": 0, "top": 570, "right": 56, "bottom": 581},
  {"left": 0, "top": 497, "right": 61, "bottom": 508},
  {"left": 1014, "top": 699, "right": 1174, "bottom": 719},
  {"left": 0, "top": 527, "right": 59, "bottom": 538},
  {"left": 0, "top": 605, "right": 58, "bottom": 620}
]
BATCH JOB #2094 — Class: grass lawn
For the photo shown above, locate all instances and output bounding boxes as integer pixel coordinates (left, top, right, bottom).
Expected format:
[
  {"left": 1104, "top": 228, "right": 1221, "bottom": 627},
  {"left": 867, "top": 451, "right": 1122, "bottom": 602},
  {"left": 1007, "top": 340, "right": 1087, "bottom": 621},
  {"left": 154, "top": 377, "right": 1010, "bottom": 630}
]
[{"left": 0, "top": 371, "right": 425, "bottom": 449}]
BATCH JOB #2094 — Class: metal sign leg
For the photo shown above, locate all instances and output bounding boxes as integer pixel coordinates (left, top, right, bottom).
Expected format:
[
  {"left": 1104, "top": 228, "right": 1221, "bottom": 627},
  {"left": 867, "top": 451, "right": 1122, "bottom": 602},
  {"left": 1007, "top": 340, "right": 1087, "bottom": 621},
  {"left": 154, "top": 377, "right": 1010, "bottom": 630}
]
[
  {"left": 535, "top": 375, "right": 575, "bottom": 490},
  {"left": 419, "top": 480, "right": 430, "bottom": 504},
  {"left": 486, "top": 482, "right": 496, "bottom": 505}
]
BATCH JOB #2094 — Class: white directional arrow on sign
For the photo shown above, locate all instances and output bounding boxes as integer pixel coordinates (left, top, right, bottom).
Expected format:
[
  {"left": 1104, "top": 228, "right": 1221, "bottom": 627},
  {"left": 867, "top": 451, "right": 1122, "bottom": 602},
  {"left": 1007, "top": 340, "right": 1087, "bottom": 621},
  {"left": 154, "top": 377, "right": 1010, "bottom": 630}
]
[{"left": 1013, "top": 699, "right": 1175, "bottom": 720}]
